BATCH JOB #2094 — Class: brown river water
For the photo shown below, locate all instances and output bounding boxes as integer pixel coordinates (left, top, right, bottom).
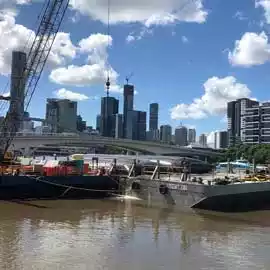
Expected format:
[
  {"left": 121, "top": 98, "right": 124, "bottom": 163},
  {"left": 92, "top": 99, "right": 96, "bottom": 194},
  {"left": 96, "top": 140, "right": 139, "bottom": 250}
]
[{"left": 0, "top": 198, "right": 270, "bottom": 270}]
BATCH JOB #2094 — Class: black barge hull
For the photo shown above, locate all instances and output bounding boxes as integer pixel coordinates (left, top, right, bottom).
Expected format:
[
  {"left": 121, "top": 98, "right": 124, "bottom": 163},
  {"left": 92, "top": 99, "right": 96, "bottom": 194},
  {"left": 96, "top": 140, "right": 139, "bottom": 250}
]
[{"left": 0, "top": 175, "right": 119, "bottom": 200}]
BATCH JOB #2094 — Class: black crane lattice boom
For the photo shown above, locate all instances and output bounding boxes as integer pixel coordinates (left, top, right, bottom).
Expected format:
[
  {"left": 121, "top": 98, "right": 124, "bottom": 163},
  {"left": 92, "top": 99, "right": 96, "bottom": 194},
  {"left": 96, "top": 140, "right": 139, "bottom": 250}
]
[{"left": 0, "top": 0, "right": 70, "bottom": 161}]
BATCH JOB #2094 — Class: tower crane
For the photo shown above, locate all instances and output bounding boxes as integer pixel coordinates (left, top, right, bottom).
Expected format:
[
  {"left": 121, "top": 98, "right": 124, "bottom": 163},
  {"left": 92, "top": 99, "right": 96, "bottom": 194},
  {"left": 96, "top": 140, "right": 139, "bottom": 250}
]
[
  {"left": 125, "top": 72, "right": 134, "bottom": 85},
  {"left": 0, "top": 0, "right": 70, "bottom": 162}
]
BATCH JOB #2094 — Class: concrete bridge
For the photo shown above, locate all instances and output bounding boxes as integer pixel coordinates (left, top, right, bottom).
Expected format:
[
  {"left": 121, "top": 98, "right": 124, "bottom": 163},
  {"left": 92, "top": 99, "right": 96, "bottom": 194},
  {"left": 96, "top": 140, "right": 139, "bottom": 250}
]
[{"left": 8, "top": 133, "right": 223, "bottom": 158}]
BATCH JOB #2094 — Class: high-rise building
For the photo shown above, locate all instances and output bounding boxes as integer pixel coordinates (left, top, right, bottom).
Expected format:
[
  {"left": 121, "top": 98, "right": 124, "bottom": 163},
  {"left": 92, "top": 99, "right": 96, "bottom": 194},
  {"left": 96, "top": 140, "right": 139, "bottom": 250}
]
[
  {"left": 100, "top": 96, "right": 119, "bottom": 137},
  {"left": 160, "top": 125, "right": 172, "bottom": 144},
  {"left": 123, "top": 84, "right": 134, "bottom": 138},
  {"left": 227, "top": 98, "right": 259, "bottom": 146},
  {"left": 188, "top": 128, "right": 196, "bottom": 144},
  {"left": 45, "top": 99, "right": 77, "bottom": 133},
  {"left": 175, "top": 126, "right": 188, "bottom": 146},
  {"left": 96, "top": 114, "right": 101, "bottom": 132},
  {"left": 214, "top": 131, "right": 228, "bottom": 149},
  {"left": 243, "top": 102, "right": 270, "bottom": 144},
  {"left": 115, "top": 114, "right": 123, "bottom": 139},
  {"left": 199, "top": 133, "right": 207, "bottom": 147},
  {"left": 146, "top": 129, "right": 159, "bottom": 141},
  {"left": 149, "top": 103, "right": 158, "bottom": 130},
  {"left": 260, "top": 102, "right": 270, "bottom": 144},
  {"left": 126, "top": 110, "right": 146, "bottom": 140},
  {"left": 77, "top": 115, "right": 86, "bottom": 132},
  {"left": 8, "top": 51, "right": 27, "bottom": 132}
]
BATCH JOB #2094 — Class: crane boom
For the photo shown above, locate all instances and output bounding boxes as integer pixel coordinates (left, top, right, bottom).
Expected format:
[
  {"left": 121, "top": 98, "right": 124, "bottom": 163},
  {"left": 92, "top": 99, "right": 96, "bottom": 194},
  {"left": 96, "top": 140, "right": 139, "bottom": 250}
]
[{"left": 0, "top": 0, "right": 70, "bottom": 161}]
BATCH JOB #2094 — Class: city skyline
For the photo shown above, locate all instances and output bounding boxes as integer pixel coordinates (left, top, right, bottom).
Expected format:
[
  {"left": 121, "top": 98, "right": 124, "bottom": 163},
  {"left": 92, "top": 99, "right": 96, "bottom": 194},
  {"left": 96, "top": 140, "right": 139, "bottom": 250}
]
[{"left": 0, "top": 1, "right": 269, "bottom": 138}]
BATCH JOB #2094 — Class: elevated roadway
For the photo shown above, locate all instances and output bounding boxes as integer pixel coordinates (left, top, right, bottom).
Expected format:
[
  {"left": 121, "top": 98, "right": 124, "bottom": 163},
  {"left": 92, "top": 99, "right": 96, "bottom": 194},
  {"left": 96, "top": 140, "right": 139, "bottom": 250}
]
[{"left": 9, "top": 133, "right": 223, "bottom": 158}]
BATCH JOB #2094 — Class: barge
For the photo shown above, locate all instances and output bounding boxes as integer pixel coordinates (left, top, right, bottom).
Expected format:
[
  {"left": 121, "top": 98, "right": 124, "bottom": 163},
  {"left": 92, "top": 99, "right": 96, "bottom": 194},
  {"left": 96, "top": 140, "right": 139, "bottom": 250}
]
[
  {"left": 0, "top": 156, "right": 120, "bottom": 200},
  {"left": 124, "top": 161, "right": 270, "bottom": 212}
]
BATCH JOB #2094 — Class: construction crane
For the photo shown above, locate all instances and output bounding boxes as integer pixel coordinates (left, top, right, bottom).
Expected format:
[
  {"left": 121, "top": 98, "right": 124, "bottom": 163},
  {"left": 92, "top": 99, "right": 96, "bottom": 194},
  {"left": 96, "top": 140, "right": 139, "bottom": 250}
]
[
  {"left": 125, "top": 72, "right": 134, "bottom": 85},
  {"left": 0, "top": 0, "right": 70, "bottom": 162}
]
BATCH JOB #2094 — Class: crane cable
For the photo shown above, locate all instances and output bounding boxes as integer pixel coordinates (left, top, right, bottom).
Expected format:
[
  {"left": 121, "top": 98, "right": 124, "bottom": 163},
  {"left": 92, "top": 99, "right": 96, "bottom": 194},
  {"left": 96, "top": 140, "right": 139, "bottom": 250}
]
[{"left": 105, "top": 0, "right": 111, "bottom": 98}]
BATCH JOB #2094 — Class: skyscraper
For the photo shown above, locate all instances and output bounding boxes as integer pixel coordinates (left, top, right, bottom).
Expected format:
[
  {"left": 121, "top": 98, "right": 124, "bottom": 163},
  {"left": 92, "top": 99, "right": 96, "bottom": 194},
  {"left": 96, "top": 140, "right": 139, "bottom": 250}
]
[
  {"left": 45, "top": 99, "right": 77, "bottom": 133},
  {"left": 199, "top": 133, "right": 207, "bottom": 147},
  {"left": 214, "top": 131, "right": 228, "bottom": 149},
  {"left": 77, "top": 115, "right": 86, "bottom": 132},
  {"left": 243, "top": 101, "right": 270, "bottom": 144},
  {"left": 96, "top": 114, "right": 101, "bottom": 132},
  {"left": 9, "top": 51, "right": 27, "bottom": 132},
  {"left": 115, "top": 114, "right": 123, "bottom": 139},
  {"left": 160, "top": 125, "right": 172, "bottom": 144},
  {"left": 188, "top": 128, "right": 196, "bottom": 144},
  {"left": 175, "top": 126, "right": 188, "bottom": 146},
  {"left": 149, "top": 103, "right": 158, "bottom": 130},
  {"left": 126, "top": 110, "right": 146, "bottom": 140},
  {"left": 123, "top": 84, "right": 134, "bottom": 138},
  {"left": 227, "top": 98, "right": 259, "bottom": 146},
  {"left": 100, "top": 96, "right": 119, "bottom": 137}
]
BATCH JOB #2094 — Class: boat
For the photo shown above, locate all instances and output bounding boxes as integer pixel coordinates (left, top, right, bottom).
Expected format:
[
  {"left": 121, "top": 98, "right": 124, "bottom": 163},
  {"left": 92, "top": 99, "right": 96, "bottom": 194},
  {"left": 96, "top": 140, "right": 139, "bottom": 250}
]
[
  {"left": 124, "top": 161, "right": 270, "bottom": 213},
  {"left": 0, "top": 156, "right": 120, "bottom": 200}
]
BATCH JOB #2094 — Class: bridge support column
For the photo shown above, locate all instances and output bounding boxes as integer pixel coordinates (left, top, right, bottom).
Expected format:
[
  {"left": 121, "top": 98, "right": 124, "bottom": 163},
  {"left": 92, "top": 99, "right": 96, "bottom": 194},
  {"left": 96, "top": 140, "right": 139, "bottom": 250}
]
[
  {"left": 23, "top": 147, "right": 32, "bottom": 157},
  {"left": 126, "top": 150, "right": 133, "bottom": 155}
]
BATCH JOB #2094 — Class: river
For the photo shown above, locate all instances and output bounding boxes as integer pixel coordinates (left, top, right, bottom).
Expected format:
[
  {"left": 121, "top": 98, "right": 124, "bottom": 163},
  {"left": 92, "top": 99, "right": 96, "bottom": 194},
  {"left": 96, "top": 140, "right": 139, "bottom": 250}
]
[{"left": 0, "top": 199, "right": 269, "bottom": 270}]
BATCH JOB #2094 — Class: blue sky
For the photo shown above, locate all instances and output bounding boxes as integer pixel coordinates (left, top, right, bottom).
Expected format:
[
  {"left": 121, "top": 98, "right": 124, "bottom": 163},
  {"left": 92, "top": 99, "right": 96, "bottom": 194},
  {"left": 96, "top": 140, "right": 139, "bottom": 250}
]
[{"left": 1, "top": 0, "right": 270, "bottom": 138}]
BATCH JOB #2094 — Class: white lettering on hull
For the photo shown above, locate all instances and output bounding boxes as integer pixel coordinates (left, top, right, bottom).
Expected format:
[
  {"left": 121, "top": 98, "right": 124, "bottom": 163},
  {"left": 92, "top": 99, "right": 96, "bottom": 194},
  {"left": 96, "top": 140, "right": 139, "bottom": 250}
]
[{"left": 165, "top": 183, "right": 188, "bottom": 191}]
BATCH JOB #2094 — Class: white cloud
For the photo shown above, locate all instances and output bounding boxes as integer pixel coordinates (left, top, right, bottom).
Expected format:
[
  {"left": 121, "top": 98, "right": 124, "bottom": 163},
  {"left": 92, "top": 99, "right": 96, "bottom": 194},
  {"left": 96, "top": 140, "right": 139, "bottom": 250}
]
[
  {"left": 69, "top": 0, "right": 208, "bottom": 25},
  {"left": 170, "top": 76, "right": 251, "bottom": 120},
  {"left": 49, "top": 32, "right": 77, "bottom": 66},
  {"left": 49, "top": 33, "right": 121, "bottom": 93},
  {"left": 233, "top": 11, "right": 247, "bottom": 21},
  {"left": 256, "top": 0, "right": 270, "bottom": 24},
  {"left": 78, "top": 33, "right": 112, "bottom": 65},
  {"left": 126, "top": 35, "right": 135, "bottom": 43},
  {"left": 181, "top": 35, "right": 189, "bottom": 43},
  {"left": 54, "top": 88, "right": 89, "bottom": 101},
  {"left": 228, "top": 31, "right": 270, "bottom": 67},
  {"left": 50, "top": 64, "right": 118, "bottom": 87},
  {"left": 0, "top": 12, "right": 77, "bottom": 76},
  {"left": 126, "top": 28, "right": 154, "bottom": 43}
]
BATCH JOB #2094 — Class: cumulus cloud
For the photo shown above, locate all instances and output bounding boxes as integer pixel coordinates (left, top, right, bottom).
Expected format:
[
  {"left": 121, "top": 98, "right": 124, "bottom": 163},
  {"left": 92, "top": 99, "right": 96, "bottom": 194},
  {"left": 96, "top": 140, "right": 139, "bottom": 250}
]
[
  {"left": 78, "top": 33, "right": 112, "bottom": 65},
  {"left": 69, "top": 0, "right": 207, "bottom": 25},
  {"left": 49, "top": 33, "right": 121, "bottom": 93},
  {"left": 256, "top": 0, "right": 270, "bottom": 24},
  {"left": 170, "top": 76, "right": 251, "bottom": 120},
  {"left": 0, "top": 12, "right": 77, "bottom": 75},
  {"left": 54, "top": 88, "right": 89, "bottom": 101},
  {"left": 126, "top": 35, "right": 135, "bottom": 43},
  {"left": 50, "top": 64, "right": 119, "bottom": 87},
  {"left": 228, "top": 31, "right": 270, "bottom": 67}
]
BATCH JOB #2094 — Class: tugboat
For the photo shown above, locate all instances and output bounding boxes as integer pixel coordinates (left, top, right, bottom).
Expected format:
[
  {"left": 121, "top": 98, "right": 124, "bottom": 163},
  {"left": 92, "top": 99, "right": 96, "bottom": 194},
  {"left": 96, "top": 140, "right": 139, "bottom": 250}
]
[{"left": 125, "top": 159, "right": 270, "bottom": 212}]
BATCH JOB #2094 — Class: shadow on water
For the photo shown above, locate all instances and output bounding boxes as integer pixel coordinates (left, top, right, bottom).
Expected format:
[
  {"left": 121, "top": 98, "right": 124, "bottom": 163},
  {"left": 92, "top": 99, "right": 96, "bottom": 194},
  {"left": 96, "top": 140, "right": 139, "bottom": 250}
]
[
  {"left": 0, "top": 197, "right": 270, "bottom": 227},
  {"left": 0, "top": 198, "right": 269, "bottom": 231}
]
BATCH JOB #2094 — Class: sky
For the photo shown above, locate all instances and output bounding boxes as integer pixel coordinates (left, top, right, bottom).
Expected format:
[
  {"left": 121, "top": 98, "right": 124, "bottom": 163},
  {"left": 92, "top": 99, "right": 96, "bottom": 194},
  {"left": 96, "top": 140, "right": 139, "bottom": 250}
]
[{"left": 1, "top": 0, "right": 270, "bottom": 143}]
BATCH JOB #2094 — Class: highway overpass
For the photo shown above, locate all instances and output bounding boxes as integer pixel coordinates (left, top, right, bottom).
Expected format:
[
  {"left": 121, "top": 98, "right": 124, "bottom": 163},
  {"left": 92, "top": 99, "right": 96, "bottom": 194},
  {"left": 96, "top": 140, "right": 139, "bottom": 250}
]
[{"left": 8, "top": 133, "right": 223, "bottom": 158}]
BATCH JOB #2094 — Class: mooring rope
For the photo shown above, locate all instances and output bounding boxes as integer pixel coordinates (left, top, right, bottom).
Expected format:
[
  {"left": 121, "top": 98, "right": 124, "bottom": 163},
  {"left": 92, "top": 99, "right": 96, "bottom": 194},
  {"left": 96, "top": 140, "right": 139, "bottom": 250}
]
[{"left": 26, "top": 175, "right": 121, "bottom": 197}]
